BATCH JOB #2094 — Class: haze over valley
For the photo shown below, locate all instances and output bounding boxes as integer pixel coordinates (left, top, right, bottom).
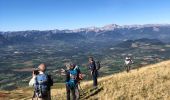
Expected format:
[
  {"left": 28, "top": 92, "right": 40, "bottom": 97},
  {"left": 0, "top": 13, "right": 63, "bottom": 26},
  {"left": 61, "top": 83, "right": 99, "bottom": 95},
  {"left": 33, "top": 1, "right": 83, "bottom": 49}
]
[{"left": 0, "top": 24, "right": 170, "bottom": 90}]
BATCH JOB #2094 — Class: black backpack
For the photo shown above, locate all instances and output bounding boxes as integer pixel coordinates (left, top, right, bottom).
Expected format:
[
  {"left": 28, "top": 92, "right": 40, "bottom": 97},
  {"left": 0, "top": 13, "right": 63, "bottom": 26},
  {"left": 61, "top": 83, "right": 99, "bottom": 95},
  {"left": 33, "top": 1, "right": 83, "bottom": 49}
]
[
  {"left": 47, "top": 75, "right": 53, "bottom": 88},
  {"left": 96, "top": 61, "right": 101, "bottom": 70}
]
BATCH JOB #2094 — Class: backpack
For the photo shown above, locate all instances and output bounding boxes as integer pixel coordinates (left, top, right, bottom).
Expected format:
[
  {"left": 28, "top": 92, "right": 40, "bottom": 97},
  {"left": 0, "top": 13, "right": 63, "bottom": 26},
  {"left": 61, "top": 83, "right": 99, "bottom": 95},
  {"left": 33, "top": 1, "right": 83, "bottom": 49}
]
[
  {"left": 66, "top": 69, "right": 78, "bottom": 89},
  {"left": 74, "top": 65, "right": 83, "bottom": 81},
  {"left": 34, "top": 74, "right": 49, "bottom": 98},
  {"left": 47, "top": 75, "right": 53, "bottom": 88},
  {"left": 96, "top": 61, "right": 101, "bottom": 70}
]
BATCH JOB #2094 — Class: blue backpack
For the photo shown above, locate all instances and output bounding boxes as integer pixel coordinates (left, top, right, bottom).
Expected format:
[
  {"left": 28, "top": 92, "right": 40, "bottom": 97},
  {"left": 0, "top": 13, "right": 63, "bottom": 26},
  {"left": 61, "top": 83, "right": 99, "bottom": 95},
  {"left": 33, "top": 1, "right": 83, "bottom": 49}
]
[
  {"left": 34, "top": 74, "right": 48, "bottom": 98},
  {"left": 66, "top": 69, "right": 78, "bottom": 89}
]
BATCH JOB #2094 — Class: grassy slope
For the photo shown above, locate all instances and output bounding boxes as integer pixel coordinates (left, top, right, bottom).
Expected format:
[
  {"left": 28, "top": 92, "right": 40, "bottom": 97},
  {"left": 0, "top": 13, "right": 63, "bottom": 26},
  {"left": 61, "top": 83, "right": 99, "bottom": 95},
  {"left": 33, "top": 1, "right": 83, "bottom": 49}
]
[
  {"left": 88, "top": 60, "right": 170, "bottom": 100},
  {"left": 1, "top": 60, "right": 170, "bottom": 100}
]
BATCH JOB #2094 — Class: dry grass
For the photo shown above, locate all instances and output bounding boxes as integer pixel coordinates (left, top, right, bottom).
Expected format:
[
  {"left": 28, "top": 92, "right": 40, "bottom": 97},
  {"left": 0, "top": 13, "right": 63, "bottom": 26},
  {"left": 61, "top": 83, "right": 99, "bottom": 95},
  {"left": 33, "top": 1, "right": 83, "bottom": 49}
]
[
  {"left": 89, "top": 60, "right": 170, "bottom": 100},
  {"left": 1, "top": 60, "right": 170, "bottom": 100}
]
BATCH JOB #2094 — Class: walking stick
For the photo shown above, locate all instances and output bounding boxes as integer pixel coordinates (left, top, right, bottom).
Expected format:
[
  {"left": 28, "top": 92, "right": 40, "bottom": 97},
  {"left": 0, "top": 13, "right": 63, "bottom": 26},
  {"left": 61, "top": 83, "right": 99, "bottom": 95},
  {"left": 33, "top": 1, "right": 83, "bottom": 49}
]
[{"left": 78, "top": 83, "right": 85, "bottom": 95}]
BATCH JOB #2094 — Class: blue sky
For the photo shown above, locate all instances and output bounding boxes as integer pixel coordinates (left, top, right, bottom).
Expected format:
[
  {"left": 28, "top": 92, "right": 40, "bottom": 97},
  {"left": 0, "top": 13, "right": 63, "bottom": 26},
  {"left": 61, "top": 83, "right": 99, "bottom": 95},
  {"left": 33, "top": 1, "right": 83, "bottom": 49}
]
[{"left": 0, "top": 0, "right": 170, "bottom": 31}]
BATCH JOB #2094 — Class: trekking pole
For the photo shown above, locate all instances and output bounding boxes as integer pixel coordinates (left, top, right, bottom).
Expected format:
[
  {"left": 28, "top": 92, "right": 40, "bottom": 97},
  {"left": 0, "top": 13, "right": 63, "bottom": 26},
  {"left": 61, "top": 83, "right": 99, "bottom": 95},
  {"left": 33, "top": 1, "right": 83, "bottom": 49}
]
[
  {"left": 78, "top": 83, "right": 85, "bottom": 95},
  {"left": 78, "top": 83, "right": 83, "bottom": 91}
]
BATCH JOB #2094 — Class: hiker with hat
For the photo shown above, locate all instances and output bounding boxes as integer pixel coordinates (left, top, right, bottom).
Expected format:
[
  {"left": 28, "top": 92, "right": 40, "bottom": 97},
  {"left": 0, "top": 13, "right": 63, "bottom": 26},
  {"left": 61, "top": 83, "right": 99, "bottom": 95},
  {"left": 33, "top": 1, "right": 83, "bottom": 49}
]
[{"left": 29, "top": 63, "right": 53, "bottom": 100}]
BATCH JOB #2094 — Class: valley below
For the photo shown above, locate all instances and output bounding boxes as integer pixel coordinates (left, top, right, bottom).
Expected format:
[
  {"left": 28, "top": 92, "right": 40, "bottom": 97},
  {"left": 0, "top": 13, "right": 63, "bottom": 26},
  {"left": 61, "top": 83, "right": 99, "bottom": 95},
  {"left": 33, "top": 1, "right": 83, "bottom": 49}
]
[{"left": 0, "top": 24, "right": 170, "bottom": 92}]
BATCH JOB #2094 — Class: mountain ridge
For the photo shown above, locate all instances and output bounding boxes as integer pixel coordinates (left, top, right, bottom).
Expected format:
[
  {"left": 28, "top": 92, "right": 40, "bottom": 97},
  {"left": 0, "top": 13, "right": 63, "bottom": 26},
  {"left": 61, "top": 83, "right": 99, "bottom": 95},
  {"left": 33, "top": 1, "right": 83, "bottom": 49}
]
[
  {"left": 1, "top": 23, "right": 170, "bottom": 45},
  {"left": 1, "top": 24, "right": 170, "bottom": 32}
]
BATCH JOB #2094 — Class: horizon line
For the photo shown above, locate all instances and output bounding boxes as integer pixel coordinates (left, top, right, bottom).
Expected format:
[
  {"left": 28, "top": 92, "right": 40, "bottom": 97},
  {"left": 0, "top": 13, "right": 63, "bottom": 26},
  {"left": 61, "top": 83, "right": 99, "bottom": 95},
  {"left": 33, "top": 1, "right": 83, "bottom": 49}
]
[{"left": 1, "top": 23, "right": 170, "bottom": 32}]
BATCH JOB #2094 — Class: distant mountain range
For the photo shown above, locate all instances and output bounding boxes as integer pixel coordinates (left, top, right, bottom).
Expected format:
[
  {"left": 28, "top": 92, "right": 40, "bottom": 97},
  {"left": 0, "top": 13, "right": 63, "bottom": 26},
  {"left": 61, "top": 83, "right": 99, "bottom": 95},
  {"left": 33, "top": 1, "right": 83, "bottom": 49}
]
[{"left": 0, "top": 24, "right": 170, "bottom": 45}]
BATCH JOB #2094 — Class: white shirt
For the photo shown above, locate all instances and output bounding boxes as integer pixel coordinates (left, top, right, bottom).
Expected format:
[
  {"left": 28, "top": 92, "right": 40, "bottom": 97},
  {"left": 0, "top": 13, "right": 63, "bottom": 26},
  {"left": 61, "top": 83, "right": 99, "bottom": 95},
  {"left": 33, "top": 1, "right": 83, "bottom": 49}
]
[
  {"left": 28, "top": 71, "right": 44, "bottom": 87},
  {"left": 125, "top": 60, "right": 131, "bottom": 65},
  {"left": 125, "top": 57, "right": 132, "bottom": 65}
]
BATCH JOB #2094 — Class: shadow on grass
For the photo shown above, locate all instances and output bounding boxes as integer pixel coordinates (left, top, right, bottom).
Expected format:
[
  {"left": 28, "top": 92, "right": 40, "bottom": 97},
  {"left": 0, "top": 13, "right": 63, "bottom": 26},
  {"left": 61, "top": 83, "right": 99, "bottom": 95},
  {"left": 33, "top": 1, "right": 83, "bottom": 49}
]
[{"left": 80, "top": 86, "right": 103, "bottom": 100}]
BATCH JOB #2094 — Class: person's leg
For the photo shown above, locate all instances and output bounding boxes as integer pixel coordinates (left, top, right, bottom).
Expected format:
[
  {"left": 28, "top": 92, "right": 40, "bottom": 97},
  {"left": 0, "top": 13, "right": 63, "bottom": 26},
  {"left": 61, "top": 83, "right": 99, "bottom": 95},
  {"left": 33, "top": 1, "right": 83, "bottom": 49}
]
[
  {"left": 32, "top": 97, "right": 38, "bottom": 100},
  {"left": 94, "top": 74, "right": 98, "bottom": 87},
  {"left": 47, "top": 90, "right": 51, "bottom": 100},
  {"left": 126, "top": 65, "right": 128, "bottom": 72},
  {"left": 32, "top": 91, "right": 36, "bottom": 100},
  {"left": 75, "top": 86, "right": 80, "bottom": 100},
  {"left": 128, "top": 65, "right": 130, "bottom": 72},
  {"left": 71, "top": 88, "right": 76, "bottom": 100},
  {"left": 41, "top": 92, "right": 49, "bottom": 100},
  {"left": 32, "top": 92, "right": 40, "bottom": 100},
  {"left": 66, "top": 84, "right": 71, "bottom": 100},
  {"left": 129, "top": 65, "right": 131, "bottom": 71},
  {"left": 96, "top": 71, "right": 98, "bottom": 86},
  {"left": 95, "top": 76, "right": 98, "bottom": 86},
  {"left": 37, "top": 98, "right": 43, "bottom": 100},
  {"left": 41, "top": 97, "right": 47, "bottom": 100},
  {"left": 92, "top": 73, "right": 95, "bottom": 87},
  {"left": 93, "top": 71, "right": 98, "bottom": 87}
]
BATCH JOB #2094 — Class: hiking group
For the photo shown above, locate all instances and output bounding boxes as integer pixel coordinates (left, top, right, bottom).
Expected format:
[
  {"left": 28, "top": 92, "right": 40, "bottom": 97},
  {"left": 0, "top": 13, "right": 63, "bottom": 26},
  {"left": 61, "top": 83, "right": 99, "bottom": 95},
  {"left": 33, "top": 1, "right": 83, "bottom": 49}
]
[
  {"left": 29, "top": 57, "right": 100, "bottom": 100},
  {"left": 29, "top": 56, "right": 132, "bottom": 100}
]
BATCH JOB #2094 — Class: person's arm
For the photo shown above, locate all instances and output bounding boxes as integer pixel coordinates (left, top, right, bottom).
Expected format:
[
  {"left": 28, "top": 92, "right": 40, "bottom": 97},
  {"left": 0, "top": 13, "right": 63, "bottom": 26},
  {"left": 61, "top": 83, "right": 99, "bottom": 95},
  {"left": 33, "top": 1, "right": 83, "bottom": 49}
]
[
  {"left": 61, "top": 68, "right": 67, "bottom": 75},
  {"left": 65, "top": 71, "right": 70, "bottom": 82},
  {"left": 29, "top": 76, "right": 36, "bottom": 87},
  {"left": 124, "top": 60, "right": 127, "bottom": 65},
  {"left": 29, "top": 71, "right": 36, "bottom": 87},
  {"left": 75, "top": 66, "right": 81, "bottom": 73}
]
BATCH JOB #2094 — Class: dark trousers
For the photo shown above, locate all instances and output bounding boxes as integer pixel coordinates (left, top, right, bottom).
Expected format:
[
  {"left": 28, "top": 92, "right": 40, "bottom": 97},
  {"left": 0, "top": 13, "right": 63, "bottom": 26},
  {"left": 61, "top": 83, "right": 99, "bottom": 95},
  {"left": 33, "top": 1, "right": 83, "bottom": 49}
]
[
  {"left": 125, "top": 65, "right": 131, "bottom": 72},
  {"left": 92, "top": 71, "right": 98, "bottom": 87},
  {"left": 66, "top": 84, "right": 79, "bottom": 100}
]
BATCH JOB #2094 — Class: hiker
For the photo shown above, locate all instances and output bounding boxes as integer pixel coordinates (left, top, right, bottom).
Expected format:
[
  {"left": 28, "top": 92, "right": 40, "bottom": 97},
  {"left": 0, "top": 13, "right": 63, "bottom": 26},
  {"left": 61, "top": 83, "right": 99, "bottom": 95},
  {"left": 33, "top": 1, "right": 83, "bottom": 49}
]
[
  {"left": 29, "top": 63, "right": 53, "bottom": 100},
  {"left": 124, "top": 56, "right": 133, "bottom": 72},
  {"left": 61, "top": 63, "right": 80, "bottom": 100},
  {"left": 73, "top": 64, "right": 83, "bottom": 83},
  {"left": 88, "top": 57, "right": 98, "bottom": 87}
]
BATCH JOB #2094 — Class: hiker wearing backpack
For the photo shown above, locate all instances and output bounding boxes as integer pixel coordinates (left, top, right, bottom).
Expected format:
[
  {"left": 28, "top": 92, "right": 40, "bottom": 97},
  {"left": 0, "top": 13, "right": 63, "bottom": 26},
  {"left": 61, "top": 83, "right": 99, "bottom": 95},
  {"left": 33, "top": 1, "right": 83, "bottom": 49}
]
[
  {"left": 124, "top": 56, "right": 133, "bottom": 72},
  {"left": 61, "top": 63, "right": 80, "bottom": 100},
  {"left": 73, "top": 64, "right": 83, "bottom": 83},
  {"left": 29, "top": 63, "right": 53, "bottom": 100},
  {"left": 88, "top": 57, "right": 99, "bottom": 87}
]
